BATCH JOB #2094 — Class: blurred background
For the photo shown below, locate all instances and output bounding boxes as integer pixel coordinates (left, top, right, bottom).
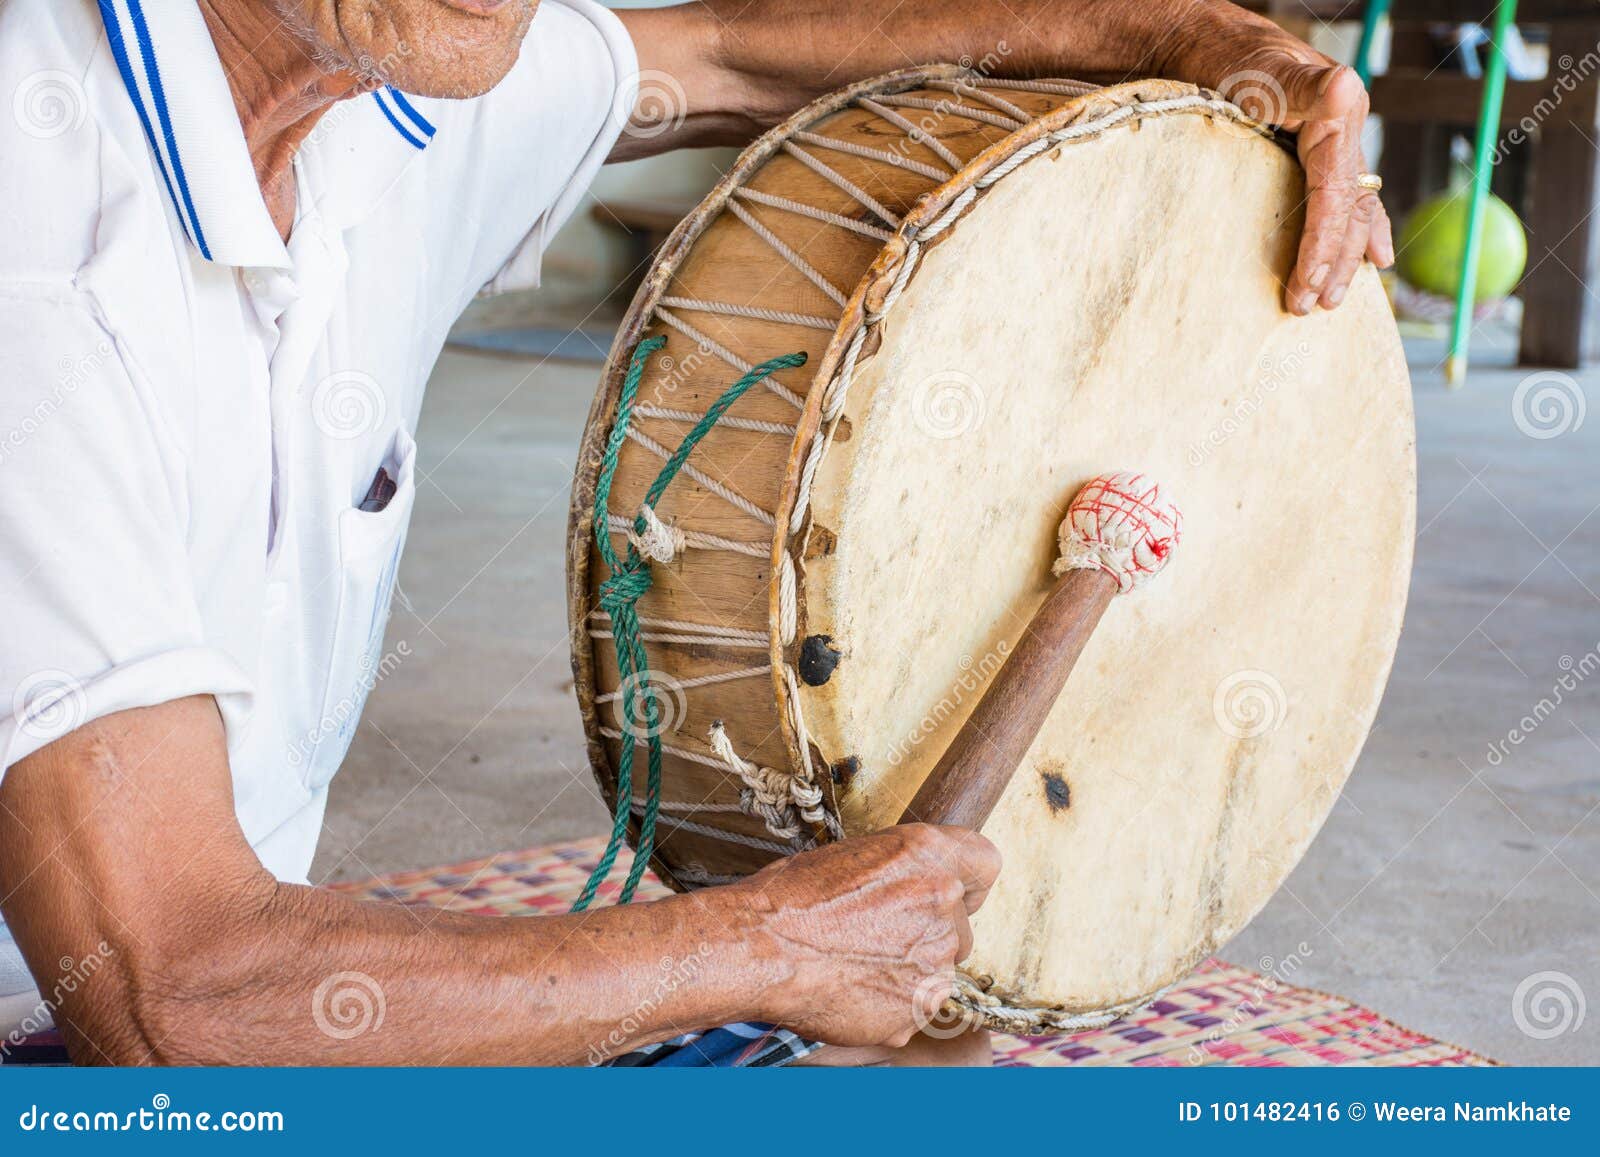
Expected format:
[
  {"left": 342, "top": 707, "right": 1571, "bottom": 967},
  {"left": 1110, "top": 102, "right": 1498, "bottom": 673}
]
[{"left": 314, "top": 1, "right": 1599, "bottom": 1065}]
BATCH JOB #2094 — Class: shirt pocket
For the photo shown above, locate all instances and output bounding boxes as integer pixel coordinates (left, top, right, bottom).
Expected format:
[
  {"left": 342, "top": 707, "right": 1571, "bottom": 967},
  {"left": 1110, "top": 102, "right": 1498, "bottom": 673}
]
[{"left": 298, "top": 426, "right": 418, "bottom": 793}]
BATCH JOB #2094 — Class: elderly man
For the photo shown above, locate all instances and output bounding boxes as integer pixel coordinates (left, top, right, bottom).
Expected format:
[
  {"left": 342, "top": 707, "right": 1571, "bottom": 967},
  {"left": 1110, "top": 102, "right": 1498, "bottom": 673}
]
[{"left": 0, "top": 0, "right": 1387, "bottom": 1066}]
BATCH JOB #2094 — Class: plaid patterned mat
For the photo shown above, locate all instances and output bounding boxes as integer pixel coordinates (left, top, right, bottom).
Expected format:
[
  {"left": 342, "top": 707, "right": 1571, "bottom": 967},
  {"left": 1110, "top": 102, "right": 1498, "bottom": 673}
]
[{"left": 329, "top": 837, "right": 1494, "bottom": 1067}]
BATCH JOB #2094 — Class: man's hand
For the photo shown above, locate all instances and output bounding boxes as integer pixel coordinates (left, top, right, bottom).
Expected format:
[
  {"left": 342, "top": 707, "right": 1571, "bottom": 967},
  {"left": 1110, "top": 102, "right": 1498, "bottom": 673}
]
[
  {"left": 741, "top": 825, "right": 1001, "bottom": 1048},
  {"left": 616, "top": 0, "right": 1390, "bottom": 315},
  {"left": 1178, "top": 41, "right": 1395, "bottom": 316},
  {"left": 0, "top": 696, "right": 1001, "bottom": 1064}
]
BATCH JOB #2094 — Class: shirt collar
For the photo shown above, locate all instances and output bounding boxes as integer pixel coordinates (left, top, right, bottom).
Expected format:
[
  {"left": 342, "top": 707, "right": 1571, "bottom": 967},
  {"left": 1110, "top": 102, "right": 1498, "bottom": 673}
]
[{"left": 95, "top": 0, "right": 438, "bottom": 268}]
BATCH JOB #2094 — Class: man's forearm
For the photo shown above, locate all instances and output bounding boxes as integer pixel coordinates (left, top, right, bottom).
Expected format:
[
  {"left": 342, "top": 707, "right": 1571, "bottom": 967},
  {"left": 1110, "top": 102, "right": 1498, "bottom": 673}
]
[
  {"left": 78, "top": 871, "right": 784, "bottom": 1066},
  {"left": 618, "top": 0, "right": 1318, "bottom": 152}
]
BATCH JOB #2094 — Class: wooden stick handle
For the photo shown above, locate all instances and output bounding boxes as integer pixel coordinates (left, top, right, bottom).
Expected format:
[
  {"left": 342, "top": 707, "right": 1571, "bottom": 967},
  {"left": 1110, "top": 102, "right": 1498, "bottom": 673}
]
[{"left": 897, "top": 567, "right": 1119, "bottom": 830}]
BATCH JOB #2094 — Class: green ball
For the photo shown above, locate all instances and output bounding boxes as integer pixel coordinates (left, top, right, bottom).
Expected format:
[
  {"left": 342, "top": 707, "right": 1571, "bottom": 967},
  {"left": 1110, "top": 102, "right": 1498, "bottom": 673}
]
[{"left": 1396, "top": 190, "right": 1528, "bottom": 301}]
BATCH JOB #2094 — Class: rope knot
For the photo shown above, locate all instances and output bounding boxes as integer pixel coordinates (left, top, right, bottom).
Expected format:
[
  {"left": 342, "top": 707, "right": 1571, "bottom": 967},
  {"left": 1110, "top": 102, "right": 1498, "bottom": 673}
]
[{"left": 627, "top": 503, "right": 686, "bottom": 565}]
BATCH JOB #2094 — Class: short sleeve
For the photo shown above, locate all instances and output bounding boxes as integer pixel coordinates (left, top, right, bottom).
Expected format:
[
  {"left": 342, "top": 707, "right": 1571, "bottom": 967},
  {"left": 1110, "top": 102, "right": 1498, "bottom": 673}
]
[
  {"left": 431, "top": 0, "right": 637, "bottom": 298},
  {"left": 0, "top": 288, "right": 253, "bottom": 777}
]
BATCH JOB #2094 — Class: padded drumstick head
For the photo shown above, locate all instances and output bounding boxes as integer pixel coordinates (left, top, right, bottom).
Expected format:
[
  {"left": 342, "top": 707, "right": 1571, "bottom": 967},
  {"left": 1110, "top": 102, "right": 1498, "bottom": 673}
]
[{"left": 1053, "top": 471, "right": 1182, "bottom": 592}]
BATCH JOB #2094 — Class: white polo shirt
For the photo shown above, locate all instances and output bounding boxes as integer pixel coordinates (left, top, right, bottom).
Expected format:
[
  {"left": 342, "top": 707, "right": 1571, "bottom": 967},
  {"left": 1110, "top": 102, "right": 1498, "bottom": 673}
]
[{"left": 0, "top": 0, "right": 634, "bottom": 1034}]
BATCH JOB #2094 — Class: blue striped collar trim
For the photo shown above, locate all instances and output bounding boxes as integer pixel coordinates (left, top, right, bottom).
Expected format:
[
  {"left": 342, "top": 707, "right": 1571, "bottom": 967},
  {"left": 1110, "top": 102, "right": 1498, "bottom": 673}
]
[
  {"left": 96, "top": 1, "right": 438, "bottom": 266},
  {"left": 373, "top": 87, "right": 437, "bottom": 150}
]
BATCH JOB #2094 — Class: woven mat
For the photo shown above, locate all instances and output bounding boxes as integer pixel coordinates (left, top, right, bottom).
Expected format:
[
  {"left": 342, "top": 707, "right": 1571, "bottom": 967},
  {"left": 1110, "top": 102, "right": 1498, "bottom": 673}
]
[{"left": 329, "top": 836, "right": 1494, "bottom": 1067}]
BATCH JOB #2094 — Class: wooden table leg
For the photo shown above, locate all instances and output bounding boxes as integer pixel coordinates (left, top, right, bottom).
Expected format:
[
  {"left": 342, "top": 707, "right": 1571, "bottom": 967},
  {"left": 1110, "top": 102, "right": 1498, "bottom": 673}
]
[{"left": 1518, "top": 22, "right": 1600, "bottom": 370}]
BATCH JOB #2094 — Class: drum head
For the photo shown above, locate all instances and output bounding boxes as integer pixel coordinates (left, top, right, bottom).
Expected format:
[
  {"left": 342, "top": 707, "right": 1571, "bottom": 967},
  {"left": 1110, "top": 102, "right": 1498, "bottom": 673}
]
[{"left": 795, "top": 111, "right": 1414, "bottom": 1022}]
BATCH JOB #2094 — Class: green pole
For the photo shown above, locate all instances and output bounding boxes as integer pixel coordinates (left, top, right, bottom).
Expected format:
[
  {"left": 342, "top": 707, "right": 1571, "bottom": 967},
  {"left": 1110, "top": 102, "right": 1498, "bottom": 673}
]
[
  {"left": 1447, "top": 0, "right": 1519, "bottom": 386},
  {"left": 1354, "top": 0, "right": 1393, "bottom": 88}
]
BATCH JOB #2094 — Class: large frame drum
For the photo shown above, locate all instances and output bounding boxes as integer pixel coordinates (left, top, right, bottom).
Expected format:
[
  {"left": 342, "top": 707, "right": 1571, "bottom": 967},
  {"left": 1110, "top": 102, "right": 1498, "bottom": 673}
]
[{"left": 568, "top": 67, "right": 1414, "bottom": 1030}]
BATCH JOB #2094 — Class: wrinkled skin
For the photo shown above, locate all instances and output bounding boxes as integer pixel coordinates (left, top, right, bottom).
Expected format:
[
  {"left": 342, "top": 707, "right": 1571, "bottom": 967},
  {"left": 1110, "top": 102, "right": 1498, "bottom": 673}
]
[{"left": 1, "top": 1, "right": 1394, "bottom": 1068}]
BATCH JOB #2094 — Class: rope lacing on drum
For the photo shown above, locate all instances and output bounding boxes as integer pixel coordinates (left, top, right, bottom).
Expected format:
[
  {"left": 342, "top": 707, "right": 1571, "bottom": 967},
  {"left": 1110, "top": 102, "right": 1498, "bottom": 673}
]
[{"left": 572, "top": 334, "right": 808, "bottom": 912}]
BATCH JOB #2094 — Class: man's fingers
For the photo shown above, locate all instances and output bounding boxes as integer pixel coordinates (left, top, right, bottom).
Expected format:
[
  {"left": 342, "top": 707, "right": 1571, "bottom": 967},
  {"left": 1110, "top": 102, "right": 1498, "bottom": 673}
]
[
  {"left": 1320, "top": 191, "right": 1378, "bottom": 308},
  {"left": 953, "top": 906, "right": 975, "bottom": 963},
  {"left": 1288, "top": 176, "right": 1351, "bottom": 314},
  {"left": 933, "top": 826, "right": 1002, "bottom": 913},
  {"left": 1367, "top": 197, "right": 1395, "bottom": 268}
]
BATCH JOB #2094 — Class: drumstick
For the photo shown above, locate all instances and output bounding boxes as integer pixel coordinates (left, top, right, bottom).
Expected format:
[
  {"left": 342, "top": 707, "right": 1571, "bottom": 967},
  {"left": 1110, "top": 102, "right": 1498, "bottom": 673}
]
[{"left": 897, "top": 472, "right": 1182, "bottom": 831}]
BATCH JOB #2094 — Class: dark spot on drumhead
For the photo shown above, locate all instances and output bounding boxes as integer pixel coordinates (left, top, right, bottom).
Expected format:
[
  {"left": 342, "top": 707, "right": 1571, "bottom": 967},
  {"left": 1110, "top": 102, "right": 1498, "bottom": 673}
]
[
  {"left": 1042, "top": 770, "right": 1071, "bottom": 813},
  {"left": 799, "top": 635, "right": 842, "bottom": 686},
  {"left": 831, "top": 755, "right": 860, "bottom": 787}
]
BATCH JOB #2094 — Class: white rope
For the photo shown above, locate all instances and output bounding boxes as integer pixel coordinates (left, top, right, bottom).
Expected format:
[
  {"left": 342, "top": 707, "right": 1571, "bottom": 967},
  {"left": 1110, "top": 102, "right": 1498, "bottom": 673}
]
[
  {"left": 630, "top": 801, "right": 810, "bottom": 855},
  {"left": 876, "top": 93, "right": 1020, "bottom": 131},
  {"left": 652, "top": 307, "right": 808, "bottom": 410},
  {"left": 657, "top": 295, "right": 840, "bottom": 332},
  {"left": 708, "top": 722, "right": 806, "bottom": 842},
  {"left": 590, "top": 628, "right": 768, "bottom": 649},
  {"left": 632, "top": 404, "right": 797, "bottom": 437},
  {"left": 781, "top": 141, "right": 903, "bottom": 227},
  {"left": 856, "top": 97, "right": 963, "bottom": 170},
  {"left": 606, "top": 513, "right": 771, "bottom": 560},
  {"left": 590, "top": 610, "right": 766, "bottom": 644},
  {"left": 927, "top": 79, "right": 1030, "bottom": 123},
  {"left": 596, "top": 664, "right": 770, "bottom": 704},
  {"left": 726, "top": 200, "right": 849, "bottom": 309},
  {"left": 977, "top": 77, "right": 1098, "bottom": 96},
  {"left": 792, "top": 128, "right": 949, "bottom": 181},
  {"left": 624, "top": 425, "right": 776, "bottom": 526},
  {"left": 778, "top": 551, "right": 798, "bottom": 645},
  {"left": 732, "top": 187, "right": 894, "bottom": 242}
]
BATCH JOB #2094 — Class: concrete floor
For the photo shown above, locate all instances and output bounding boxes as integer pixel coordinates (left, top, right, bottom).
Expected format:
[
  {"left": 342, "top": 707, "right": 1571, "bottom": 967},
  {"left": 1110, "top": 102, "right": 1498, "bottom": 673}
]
[{"left": 315, "top": 332, "right": 1599, "bottom": 1066}]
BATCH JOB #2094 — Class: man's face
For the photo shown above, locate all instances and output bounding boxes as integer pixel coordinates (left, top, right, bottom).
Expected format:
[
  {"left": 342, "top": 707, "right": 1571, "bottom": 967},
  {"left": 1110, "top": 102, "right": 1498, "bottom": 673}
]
[{"left": 275, "top": 0, "right": 540, "bottom": 99}]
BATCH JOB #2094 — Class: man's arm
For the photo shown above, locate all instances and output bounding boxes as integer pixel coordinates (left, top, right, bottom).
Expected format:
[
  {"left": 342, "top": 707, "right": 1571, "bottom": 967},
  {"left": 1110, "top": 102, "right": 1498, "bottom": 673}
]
[
  {"left": 612, "top": 0, "right": 1390, "bottom": 316},
  {"left": 0, "top": 696, "right": 997, "bottom": 1064}
]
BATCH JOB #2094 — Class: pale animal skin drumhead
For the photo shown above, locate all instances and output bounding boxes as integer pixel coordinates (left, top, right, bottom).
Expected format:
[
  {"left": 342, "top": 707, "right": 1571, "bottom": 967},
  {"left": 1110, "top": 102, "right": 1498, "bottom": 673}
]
[{"left": 797, "top": 113, "right": 1415, "bottom": 1017}]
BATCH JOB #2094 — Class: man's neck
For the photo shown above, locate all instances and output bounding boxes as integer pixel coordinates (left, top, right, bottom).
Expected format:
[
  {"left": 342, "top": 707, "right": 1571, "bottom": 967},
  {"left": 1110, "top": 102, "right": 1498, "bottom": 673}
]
[{"left": 198, "top": 0, "right": 370, "bottom": 240}]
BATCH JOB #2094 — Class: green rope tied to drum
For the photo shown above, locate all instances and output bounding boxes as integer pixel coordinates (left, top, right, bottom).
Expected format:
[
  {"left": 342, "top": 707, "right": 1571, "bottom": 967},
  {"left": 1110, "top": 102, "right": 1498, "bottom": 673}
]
[{"left": 571, "top": 334, "right": 808, "bottom": 912}]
